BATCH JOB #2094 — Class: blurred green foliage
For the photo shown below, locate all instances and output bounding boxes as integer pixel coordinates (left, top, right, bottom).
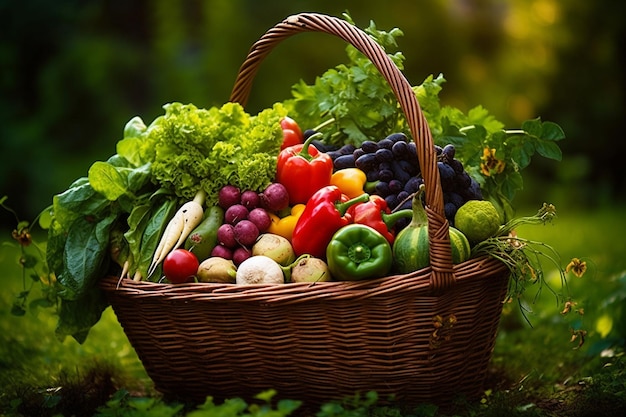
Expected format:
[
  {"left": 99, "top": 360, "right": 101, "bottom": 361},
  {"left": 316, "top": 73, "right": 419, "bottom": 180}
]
[{"left": 1, "top": 0, "right": 625, "bottom": 228}]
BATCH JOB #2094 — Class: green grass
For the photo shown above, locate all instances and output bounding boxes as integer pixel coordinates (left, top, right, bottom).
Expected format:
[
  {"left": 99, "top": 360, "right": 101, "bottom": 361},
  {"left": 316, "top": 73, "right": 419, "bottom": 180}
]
[
  {"left": 1, "top": 204, "right": 626, "bottom": 416},
  {"left": 482, "top": 203, "right": 626, "bottom": 415}
]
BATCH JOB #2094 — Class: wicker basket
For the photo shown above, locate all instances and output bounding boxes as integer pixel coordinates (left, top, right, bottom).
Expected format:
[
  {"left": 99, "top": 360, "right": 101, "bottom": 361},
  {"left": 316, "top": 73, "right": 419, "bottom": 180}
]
[{"left": 100, "top": 13, "right": 510, "bottom": 407}]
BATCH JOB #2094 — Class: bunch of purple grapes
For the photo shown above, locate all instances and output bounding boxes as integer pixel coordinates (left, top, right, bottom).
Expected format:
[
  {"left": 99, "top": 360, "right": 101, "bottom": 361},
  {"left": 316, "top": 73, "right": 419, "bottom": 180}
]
[
  {"left": 436, "top": 144, "right": 483, "bottom": 224},
  {"left": 319, "top": 133, "right": 482, "bottom": 226},
  {"left": 324, "top": 133, "right": 421, "bottom": 210}
]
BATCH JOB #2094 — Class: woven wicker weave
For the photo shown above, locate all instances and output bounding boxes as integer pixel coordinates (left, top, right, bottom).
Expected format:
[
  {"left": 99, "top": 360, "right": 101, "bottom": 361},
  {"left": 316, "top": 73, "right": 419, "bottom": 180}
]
[{"left": 100, "top": 13, "right": 510, "bottom": 407}]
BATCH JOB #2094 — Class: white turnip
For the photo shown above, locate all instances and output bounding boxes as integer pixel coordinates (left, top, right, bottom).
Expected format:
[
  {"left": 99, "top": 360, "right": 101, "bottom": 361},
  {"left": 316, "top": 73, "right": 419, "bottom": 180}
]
[
  {"left": 197, "top": 257, "right": 237, "bottom": 283},
  {"left": 252, "top": 233, "right": 295, "bottom": 266},
  {"left": 291, "top": 257, "right": 332, "bottom": 283},
  {"left": 236, "top": 255, "right": 285, "bottom": 285}
]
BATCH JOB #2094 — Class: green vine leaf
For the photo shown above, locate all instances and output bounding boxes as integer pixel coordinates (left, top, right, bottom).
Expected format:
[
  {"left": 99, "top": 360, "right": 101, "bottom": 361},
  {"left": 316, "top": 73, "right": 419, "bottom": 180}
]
[{"left": 535, "top": 139, "right": 563, "bottom": 161}]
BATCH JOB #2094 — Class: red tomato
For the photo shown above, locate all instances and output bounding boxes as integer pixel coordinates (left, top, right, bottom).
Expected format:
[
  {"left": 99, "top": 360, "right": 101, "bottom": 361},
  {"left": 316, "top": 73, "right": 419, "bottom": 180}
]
[
  {"left": 280, "top": 116, "right": 304, "bottom": 150},
  {"left": 163, "top": 249, "right": 199, "bottom": 283}
]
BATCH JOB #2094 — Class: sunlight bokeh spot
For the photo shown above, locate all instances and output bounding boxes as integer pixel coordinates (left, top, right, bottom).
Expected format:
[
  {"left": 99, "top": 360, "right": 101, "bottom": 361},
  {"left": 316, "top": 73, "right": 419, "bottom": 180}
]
[
  {"left": 595, "top": 314, "right": 613, "bottom": 338},
  {"left": 532, "top": 0, "right": 560, "bottom": 25},
  {"left": 506, "top": 94, "right": 535, "bottom": 122}
]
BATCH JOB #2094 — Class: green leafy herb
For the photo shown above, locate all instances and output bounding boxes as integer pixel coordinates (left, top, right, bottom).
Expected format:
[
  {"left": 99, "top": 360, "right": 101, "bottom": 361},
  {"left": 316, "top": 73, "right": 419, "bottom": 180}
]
[
  {"left": 124, "top": 197, "right": 177, "bottom": 280},
  {"left": 58, "top": 213, "right": 116, "bottom": 300},
  {"left": 45, "top": 153, "right": 159, "bottom": 341},
  {"left": 55, "top": 285, "right": 109, "bottom": 344},
  {"left": 284, "top": 13, "right": 406, "bottom": 146},
  {"left": 88, "top": 162, "right": 131, "bottom": 201},
  {"left": 284, "top": 14, "right": 565, "bottom": 221},
  {"left": 440, "top": 115, "right": 565, "bottom": 221}
]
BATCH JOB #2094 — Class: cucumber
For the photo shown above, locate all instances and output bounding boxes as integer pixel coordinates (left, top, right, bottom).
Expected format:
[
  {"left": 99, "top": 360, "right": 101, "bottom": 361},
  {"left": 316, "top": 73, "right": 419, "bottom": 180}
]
[{"left": 184, "top": 205, "right": 224, "bottom": 262}]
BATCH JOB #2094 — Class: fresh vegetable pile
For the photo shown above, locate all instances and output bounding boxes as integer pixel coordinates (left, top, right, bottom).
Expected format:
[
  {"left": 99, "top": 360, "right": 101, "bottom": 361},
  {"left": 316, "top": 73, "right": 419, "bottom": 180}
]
[{"left": 30, "top": 13, "right": 580, "bottom": 344}]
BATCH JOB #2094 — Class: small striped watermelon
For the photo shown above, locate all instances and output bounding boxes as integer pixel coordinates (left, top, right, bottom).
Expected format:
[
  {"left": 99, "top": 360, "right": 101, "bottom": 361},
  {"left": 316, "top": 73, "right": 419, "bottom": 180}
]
[{"left": 392, "top": 190, "right": 471, "bottom": 274}]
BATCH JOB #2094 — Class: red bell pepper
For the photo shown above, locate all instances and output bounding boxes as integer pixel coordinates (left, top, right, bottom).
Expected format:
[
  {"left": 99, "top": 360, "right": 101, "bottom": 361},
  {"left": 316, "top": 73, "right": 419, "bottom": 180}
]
[
  {"left": 292, "top": 185, "right": 370, "bottom": 258},
  {"left": 279, "top": 116, "right": 304, "bottom": 150},
  {"left": 349, "top": 195, "right": 413, "bottom": 244},
  {"left": 276, "top": 133, "right": 333, "bottom": 205}
]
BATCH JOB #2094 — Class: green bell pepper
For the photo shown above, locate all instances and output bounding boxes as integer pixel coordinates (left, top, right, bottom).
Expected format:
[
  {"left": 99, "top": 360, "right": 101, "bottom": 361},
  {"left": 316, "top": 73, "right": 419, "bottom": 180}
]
[{"left": 326, "top": 224, "right": 393, "bottom": 281}]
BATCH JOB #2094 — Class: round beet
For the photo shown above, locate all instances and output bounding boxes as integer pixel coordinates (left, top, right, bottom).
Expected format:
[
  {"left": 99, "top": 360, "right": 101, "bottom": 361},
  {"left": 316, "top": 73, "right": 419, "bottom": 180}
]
[
  {"left": 224, "top": 204, "right": 249, "bottom": 225},
  {"left": 240, "top": 190, "right": 260, "bottom": 210},
  {"left": 211, "top": 244, "right": 233, "bottom": 260},
  {"left": 260, "top": 183, "right": 290, "bottom": 212},
  {"left": 233, "top": 220, "right": 259, "bottom": 247},
  {"left": 248, "top": 208, "right": 271, "bottom": 232},
  {"left": 217, "top": 224, "right": 237, "bottom": 248},
  {"left": 218, "top": 185, "right": 241, "bottom": 209},
  {"left": 232, "top": 246, "right": 252, "bottom": 266}
]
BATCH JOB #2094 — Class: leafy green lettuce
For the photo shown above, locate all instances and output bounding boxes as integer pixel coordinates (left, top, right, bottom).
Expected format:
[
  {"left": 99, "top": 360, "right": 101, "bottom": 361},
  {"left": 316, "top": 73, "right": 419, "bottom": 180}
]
[{"left": 142, "top": 101, "right": 287, "bottom": 203}]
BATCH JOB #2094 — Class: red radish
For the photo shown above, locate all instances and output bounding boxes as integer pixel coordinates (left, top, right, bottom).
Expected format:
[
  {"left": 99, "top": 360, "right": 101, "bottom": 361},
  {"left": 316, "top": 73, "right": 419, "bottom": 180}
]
[
  {"left": 211, "top": 244, "right": 233, "bottom": 260},
  {"left": 217, "top": 224, "right": 237, "bottom": 248},
  {"left": 233, "top": 246, "right": 252, "bottom": 265}
]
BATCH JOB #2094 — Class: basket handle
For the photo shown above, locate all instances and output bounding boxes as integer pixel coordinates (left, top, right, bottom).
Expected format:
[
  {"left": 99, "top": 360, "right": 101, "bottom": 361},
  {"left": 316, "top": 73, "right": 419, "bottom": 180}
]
[{"left": 229, "top": 13, "right": 456, "bottom": 292}]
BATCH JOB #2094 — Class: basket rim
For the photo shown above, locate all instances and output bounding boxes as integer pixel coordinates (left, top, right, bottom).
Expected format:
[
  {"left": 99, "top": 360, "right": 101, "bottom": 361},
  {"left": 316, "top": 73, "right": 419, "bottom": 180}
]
[{"left": 101, "top": 255, "right": 508, "bottom": 304}]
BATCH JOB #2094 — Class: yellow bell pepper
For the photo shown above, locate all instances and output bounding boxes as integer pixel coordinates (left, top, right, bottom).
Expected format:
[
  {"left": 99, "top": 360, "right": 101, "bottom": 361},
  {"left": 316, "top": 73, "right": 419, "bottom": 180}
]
[
  {"left": 267, "top": 204, "right": 306, "bottom": 242},
  {"left": 330, "top": 168, "right": 367, "bottom": 199}
]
